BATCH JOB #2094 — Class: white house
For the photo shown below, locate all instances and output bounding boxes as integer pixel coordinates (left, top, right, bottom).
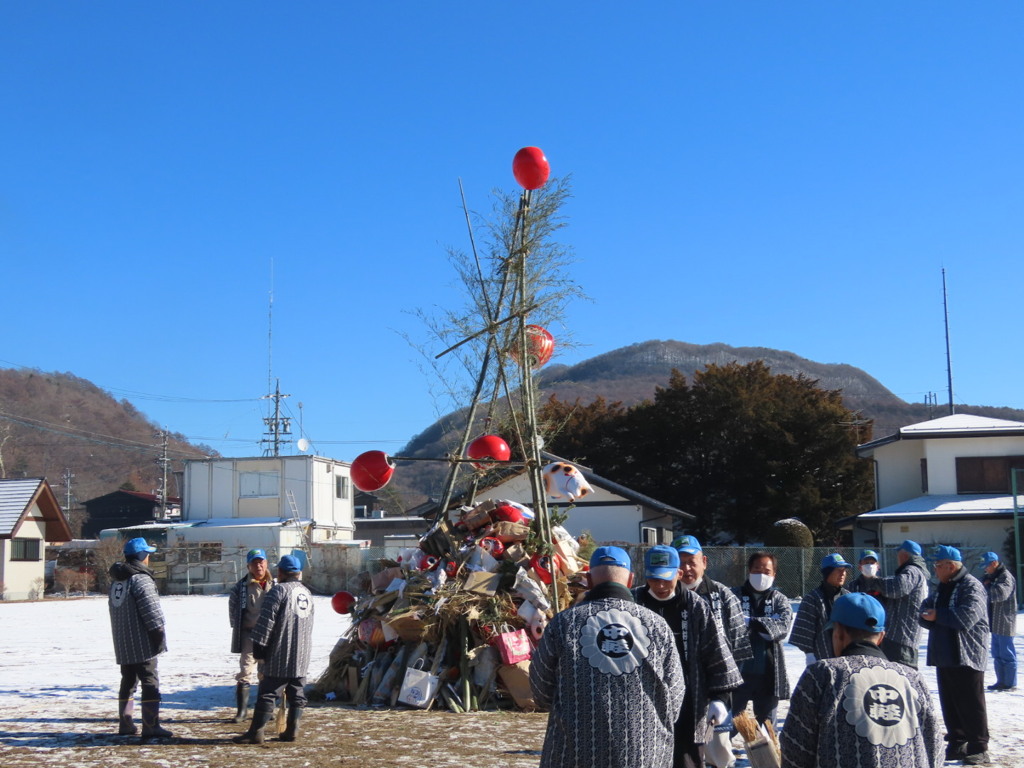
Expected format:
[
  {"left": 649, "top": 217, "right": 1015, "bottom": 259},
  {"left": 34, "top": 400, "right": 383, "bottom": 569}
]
[
  {"left": 842, "top": 413, "right": 1024, "bottom": 571},
  {"left": 459, "top": 459, "right": 694, "bottom": 545},
  {"left": 0, "top": 478, "right": 72, "bottom": 600}
]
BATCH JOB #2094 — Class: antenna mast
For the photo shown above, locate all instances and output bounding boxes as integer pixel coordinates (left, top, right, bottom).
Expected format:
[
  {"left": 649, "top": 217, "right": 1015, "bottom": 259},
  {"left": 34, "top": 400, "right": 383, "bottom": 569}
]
[
  {"left": 942, "top": 268, "right": 955, "bottom": 415},
  {"left": 261, "top": 379, "right": 292, "bottom": 456}
]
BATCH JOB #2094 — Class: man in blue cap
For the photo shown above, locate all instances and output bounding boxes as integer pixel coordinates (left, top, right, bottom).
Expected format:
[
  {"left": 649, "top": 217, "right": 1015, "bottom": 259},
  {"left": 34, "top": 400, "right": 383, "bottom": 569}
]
[
  {"left": 920, "top": 545, "right": 990, "bottom": 765},
  {"left": 530, "top": 545, "right": 685, "bottom": 768},
  {"left": 227, "top": 547, "right": 275, "bottom": 722},
  {"left": 634, "top": 544, "right": 742, "bottom": 768},
  {"left": 781, "top": 593, "right": 941, "bottom": 768},
  {"left": 791, "top": 553, "right": 852, "bottom": 662},
  {"left": 979, "top": 551, "right": 1017, "bottom": 691},
  {"left": 107, "top": 536, "right": 172, "bottom": 740},
  {"left": 234, "top": 554, "right": 314, "bottom": 744},
  {"left": 857, "top": 540, "right": 929, "bottom": 668}
]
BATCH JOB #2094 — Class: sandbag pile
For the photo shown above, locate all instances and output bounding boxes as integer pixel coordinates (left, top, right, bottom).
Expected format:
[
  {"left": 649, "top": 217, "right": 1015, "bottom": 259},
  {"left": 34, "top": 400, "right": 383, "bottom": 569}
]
[{"left": 313, "top": 500, "right": 588, "bottom": 712}]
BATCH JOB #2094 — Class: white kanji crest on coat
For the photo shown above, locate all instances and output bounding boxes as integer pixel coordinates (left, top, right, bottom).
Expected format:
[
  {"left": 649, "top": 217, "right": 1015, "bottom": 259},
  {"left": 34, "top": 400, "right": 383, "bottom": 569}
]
[
  {"left": 293, "top": 589, "right": 313, "bottom": 618},
  {"left": 579, "top": 609, "right": 651, "bottom": 675},
  {"left": 842, "top": 665, "right": 920, "bottom": 748},
  {"left": 110, "top": 579, "right": 128, "bottom": 608}
]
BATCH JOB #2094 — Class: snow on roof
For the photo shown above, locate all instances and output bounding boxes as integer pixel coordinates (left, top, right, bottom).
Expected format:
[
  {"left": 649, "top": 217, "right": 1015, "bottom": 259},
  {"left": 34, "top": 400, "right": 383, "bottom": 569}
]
[
  {"left": 189, "top": 517, "right": 313, "bottom": 528},
  {"left": 900, "top": 413, "right": 1024, "bottom": 435},
  {"left": 857, "top": 493, "right": 1022, "bottom": 520}
]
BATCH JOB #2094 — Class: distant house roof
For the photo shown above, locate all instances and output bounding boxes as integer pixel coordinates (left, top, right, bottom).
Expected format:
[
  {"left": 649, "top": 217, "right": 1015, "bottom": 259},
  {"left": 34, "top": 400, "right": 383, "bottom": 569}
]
[
  {"left": 84, "top": 489, "right": 181, "bottom": 506},
  {"left": 836, "top": 493, "right": 1021, "bottom": 528},
  {"left": 0, "top": 478, "right": 72, "bottom": 541},
  {"left": 857, "top": 413, "right": 1024, "bottom": 456},
  {"left": 413, "top": 453, "right": 693, "bottom": 522}
]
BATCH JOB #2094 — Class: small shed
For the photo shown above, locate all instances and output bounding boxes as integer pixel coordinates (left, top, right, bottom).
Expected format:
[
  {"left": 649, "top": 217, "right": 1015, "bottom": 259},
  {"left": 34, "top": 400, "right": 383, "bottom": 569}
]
[{"left": 0, "top": 478, "right": 72, "bottom": 600}]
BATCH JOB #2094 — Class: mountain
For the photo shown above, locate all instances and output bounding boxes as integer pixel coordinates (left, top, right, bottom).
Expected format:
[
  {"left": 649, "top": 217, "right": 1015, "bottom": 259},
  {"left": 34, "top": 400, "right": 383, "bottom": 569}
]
[
  {"left": 0, "top": 368, "right": 214, "bottom": 533},
  {"left": 386, "top": 340, "right": 1024, "bottom": 508}
]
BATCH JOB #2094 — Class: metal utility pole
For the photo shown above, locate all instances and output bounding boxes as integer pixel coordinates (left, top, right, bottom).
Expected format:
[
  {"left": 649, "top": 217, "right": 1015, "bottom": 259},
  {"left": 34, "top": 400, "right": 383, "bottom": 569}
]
[
  {"left": 260, "top": 379, "right": 292, "bottom": 457},
  {"left": 155, "top": 429, "right": 171, "bottom": 518},
  {"left": 60, "top": 467, "right": 75, "bottom": 513},
  {"left": 942, "top": 268, "right": 955, "bottom": 415}
]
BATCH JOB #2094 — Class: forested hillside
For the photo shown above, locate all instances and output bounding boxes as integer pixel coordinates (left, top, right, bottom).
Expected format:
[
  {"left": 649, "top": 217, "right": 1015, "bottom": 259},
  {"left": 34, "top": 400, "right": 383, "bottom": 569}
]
[{"left": 0, "top": 368, "right": 213, "bottom": 532}]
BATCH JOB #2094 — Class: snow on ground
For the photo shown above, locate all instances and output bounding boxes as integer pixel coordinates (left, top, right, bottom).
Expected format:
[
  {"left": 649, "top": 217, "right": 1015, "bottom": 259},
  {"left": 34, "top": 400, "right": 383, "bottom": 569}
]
[{"left": 0, "top": 595, "right": 1022, "bottom": 766}]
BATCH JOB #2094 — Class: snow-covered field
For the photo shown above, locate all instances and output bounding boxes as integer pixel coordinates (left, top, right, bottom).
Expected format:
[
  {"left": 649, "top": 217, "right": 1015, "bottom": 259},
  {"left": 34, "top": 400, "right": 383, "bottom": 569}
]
[{"left": 0, "top": 595, "right": 1021, "bottom": 767}]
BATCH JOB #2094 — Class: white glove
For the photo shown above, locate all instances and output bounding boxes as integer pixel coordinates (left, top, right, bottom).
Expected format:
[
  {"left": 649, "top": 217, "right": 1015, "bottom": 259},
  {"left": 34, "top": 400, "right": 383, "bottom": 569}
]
[
  {"left": 707, "top": 700, "right": 730, "bottom": 726},
  {"left": 805, "top": 652, "right": 816, "bottom": 665}
]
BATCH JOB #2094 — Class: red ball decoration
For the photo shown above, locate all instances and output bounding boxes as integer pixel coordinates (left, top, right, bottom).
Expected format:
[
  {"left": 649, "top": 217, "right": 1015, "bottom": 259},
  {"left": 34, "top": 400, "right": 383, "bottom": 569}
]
[
  {"left": 350, "top": 450, "right": 395, "bottom": 492},
  {"left": 466, "top": 434, "right": 511, "bottom": 469},
  {"left": 510, "top": 325, "right": 555, "bottom": 369},
  {"left": 331, "top": 590, "right": 356, "bottom": 614},
  {"left": 512, "top": 146, "right": 550, "bottom": 190}
]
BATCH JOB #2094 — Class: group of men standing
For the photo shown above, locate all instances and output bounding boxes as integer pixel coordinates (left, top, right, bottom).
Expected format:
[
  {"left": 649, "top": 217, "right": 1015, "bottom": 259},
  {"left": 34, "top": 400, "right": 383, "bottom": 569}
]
[
  {"left": 106, "top": 538, "right": 315, "bottom": 744},
  {"left": 530, "top": 538, "right": 1018, "bottom": 768}
]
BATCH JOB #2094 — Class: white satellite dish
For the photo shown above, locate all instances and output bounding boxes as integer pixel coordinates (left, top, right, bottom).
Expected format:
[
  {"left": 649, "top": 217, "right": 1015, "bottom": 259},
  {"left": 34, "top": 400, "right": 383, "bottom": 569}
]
[{"left": 297, "top": 438, "right": 310, "bottom": 452}]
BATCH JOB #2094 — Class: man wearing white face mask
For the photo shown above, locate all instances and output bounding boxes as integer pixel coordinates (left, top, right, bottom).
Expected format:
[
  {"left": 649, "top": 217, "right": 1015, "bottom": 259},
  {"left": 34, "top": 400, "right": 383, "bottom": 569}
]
[
  {"left": 848, "top": 549, "right": 888, "bottom": 612},
  {"left": 634, "top": 545, "right": 742, "bottom": 768},
  {"left": 730, "top": 551, "right": 792, "bottom": 731}
]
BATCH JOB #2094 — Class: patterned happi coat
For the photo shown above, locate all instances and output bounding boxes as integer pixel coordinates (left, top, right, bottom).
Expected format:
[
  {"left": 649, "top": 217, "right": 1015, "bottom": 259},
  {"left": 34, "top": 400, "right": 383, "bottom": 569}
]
[
  {"left": 251, "top": 579, "right": 315, "bottom": 678},
  {"left": 780, "top": 642, "right": 942, "bottom": 768},
  {"left": 983, "top": 565, "right": 1018, "bottom": 638},
  {"left": 790, "top": 584, "right": 849, "bottom": 660},
  {"left": 860, "top": 555, "right": 929, "bottom": 651},
  {"left": 732, "top": 583, "right": 793, "bottom": 699},
  {"left": 919, "top": 566, "right": 989, "bottom": 672},
  {"left": 530, "top": 581, "right": 685, "bottom": 768},
  {"left": 695, "top": 577, "right": 754, "bottom": 665},
  {"left": 635, "top": 582, "right": 743, "bottom": 743},
  {"left": 108, "top": 559, "right": 166, "bottom": 665}
]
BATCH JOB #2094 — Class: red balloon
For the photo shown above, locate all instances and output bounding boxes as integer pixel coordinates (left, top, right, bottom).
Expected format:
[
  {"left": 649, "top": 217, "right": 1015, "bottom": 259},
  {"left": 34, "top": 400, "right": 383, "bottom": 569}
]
[
  {"left": 512, "top": 146, "right": 550, "bottom": 190},
  {"left": 510, "top": 325, "right": 555, "bottom": 369},
  {"left": 331, "top": 590, "right": 356, "bottom": 614},
  {"left": 350, "top": 450, "right": 395, "bottom": 492},
  {"left": 466, "top": 434, "right": 511, "bottom": 469}
]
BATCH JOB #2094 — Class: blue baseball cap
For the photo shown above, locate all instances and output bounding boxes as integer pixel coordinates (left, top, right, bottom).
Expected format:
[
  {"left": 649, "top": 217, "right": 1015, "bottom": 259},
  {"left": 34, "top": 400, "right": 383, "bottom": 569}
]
[
  {"left": 931, "top": 545, "right": 962, "bottom": 563},
  {"left": 827, "top": 592, "right": 886, "bottom": 632},
  {"left": 980, "top": 551, "right": 1000, "bottom": 566},
  {"left": 123, "top": 537, "right": 157, "bottom": 557},
  {"left": 859, "top": 549, "right": 879, "bottom": 562},
  {"left": 820, "top": 553, "right": 853, "bottom": 571},
  {"left": 645, "top": 545, "right": 680, "bottom": 580},
  {"left": 898, "top": 540, "right": 922, "bottom": 556},
  {"left": 590, "top": 546, "right": 631, "bottom": 571},
  {"left": 277, "top": 554, "right": 303, "bottom": 573},
  {"left": 671, "top": 535, "right": 703, "bottom": 556},
  {"left": 246, "top": 548, "right": 267, "bottom": 563}
]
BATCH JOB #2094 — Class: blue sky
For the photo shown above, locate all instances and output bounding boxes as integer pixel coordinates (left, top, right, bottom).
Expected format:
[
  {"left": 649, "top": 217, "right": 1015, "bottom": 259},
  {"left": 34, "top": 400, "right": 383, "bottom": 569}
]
[{"left": 2, "top": 3, "right": 1022, "bottom": 460}]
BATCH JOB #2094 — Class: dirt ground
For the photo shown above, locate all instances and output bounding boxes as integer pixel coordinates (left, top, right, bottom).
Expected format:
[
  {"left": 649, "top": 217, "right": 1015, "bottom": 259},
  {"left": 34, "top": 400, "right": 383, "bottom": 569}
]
[{"left": 0, "top": 706, "right": 549, "bottom": 768}]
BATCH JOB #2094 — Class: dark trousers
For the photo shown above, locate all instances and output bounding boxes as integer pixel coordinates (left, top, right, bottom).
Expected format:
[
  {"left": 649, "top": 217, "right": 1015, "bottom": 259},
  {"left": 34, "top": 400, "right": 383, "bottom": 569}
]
[
  {"left": 673, "top": 697, "right": 705, "bottom": 768},
  {"left": 731, "top": 673, "right": 778, "bottom": 729},
  {"left": 254, "top": 675, "right": 307, "bottom": 717},
  {"left": 936, "top": 666, "right": 988, "bottom": 753},
  {"left": 118, "top": 658, "right": 160, "bottom": 703}
]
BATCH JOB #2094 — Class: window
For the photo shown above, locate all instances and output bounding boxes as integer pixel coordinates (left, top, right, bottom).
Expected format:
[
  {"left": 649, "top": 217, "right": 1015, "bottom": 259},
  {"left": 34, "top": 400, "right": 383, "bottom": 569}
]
[
  {"left": 920, "top": 458, "right": 928, "bottom": 493},
  {"left": 641, "top": 526, "right": 659, "bottom": 545},
  {"left": 11, "top": 538, "right": 41, "bottom": 561},
  {"left": 354, "top": 505, "right": 367, "bottom": 518},
  {"left": 336, "top": 475, "right": 349, "bottom": 500},
  {"left": 239, "top": 471, "right": 280, "bottom": 498},
  {"left": 956, "top": 456, "right": 1024, "bottom": 494}
]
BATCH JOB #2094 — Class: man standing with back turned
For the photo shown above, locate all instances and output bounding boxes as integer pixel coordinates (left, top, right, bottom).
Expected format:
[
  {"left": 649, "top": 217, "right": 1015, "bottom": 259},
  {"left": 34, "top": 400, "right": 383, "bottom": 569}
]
[
  {"left": 858, "top": 540, "right": 929, "bottom": 668},
  {"left": 530, "top": 546, "right": 685, "bottom": 768},
  {"left": 234, "top": 554, "right": 314, "bottom": 744},
  {"left": 108, "top": 536, "right": 172, "bottom": 740}
]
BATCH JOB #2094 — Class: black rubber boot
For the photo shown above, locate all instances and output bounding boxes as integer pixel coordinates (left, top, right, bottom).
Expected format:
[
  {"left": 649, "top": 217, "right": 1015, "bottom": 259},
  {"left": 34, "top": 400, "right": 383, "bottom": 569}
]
[
  {"left": 233, "top": 707, "right": 273, "bottom": 744},
  {"left": 117, "top": 698, "right": 137, "bottom": 736},
  {"left": 140, "top": 700, "right": 173, "bottom": 740},
  {"left": 279, "top": 708, "right": 303, "bottom": 742},
  {"left": 232, "top": 682, "right": 250, "bottom": 723}
]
